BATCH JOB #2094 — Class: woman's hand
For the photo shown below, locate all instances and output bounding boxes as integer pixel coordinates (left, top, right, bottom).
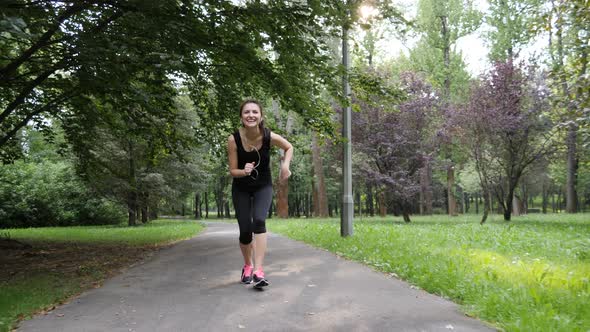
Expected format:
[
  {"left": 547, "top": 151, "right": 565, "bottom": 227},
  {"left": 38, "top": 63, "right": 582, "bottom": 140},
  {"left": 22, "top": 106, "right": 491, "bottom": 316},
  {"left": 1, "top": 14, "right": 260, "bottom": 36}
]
[
  {"left": 243, "top": 162, "right": 256, "bottom": 176},
  {"left": 280, "top": 166, "right": 291, "bottom": 182}
]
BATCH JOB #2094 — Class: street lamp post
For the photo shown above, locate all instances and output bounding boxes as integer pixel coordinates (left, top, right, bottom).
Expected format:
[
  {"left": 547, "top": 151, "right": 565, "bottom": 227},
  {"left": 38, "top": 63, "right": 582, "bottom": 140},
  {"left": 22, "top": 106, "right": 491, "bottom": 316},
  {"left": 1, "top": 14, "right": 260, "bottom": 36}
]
[
  {"left": 341, "top": 7, "right": 353, "bottom": 237},
  {"left": 341, "top": 2, "right": 376, "bottom": 237}
]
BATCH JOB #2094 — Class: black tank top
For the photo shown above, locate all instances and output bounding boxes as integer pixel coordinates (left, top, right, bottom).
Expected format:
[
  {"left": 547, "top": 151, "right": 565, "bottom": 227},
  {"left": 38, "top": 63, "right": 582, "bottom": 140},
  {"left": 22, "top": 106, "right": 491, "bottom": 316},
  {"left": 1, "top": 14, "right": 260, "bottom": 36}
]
[{"left": 233, "top": 128, "right": 272, "bottom": 191}]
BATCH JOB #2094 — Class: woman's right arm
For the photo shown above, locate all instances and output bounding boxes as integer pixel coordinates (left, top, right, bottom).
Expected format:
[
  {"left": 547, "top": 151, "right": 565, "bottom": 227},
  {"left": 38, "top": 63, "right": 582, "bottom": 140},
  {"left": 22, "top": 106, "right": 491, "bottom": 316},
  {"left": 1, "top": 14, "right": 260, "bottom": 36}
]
[{"left": 228, "top": 135, "right": 246, "bottom": 178}]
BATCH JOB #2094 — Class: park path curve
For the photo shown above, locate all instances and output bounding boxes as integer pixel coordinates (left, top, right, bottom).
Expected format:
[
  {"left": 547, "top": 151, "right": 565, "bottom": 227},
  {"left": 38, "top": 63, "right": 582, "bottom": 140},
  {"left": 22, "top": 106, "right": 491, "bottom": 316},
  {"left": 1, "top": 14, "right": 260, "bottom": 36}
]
[{"left": 18, "top": 221, "right": 496, "bottom": 332}]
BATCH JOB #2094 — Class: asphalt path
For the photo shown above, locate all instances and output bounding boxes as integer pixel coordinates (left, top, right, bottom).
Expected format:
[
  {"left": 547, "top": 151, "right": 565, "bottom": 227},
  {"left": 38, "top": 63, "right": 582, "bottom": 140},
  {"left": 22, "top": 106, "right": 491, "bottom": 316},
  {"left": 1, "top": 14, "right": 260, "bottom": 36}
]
[{"left": 18, "top": 221, "right": 496, "bottom": 332}]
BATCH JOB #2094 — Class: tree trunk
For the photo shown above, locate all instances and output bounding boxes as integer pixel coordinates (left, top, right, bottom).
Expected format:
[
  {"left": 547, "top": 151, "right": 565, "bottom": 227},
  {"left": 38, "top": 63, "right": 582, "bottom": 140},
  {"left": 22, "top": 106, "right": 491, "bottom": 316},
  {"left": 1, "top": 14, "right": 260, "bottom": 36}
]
[
  {"left": 224, "top": 201, "right": 230, "bottom": 218},
  {"left": 475, "top": 193, "right": 479, "bottom": 214},
  {"left": 420, "top": 159, "right": 433, "bottom": 215},
  {"left": 440, "top": 13, "right": 457, "bottom": 218},
  {"left": 480, "top": 190, "right": 490, "bottom": 225},
  {"left": 440, "top": 15, "right": 451, "bottom": 101},
  {"left": 127, "top": 191, "right": 137, "bottom": 226},
  {"left": 141, "top": 205, "right": 148, "bottom": 224},
  {"left": 268, "top": 201, "right": 273, "bottom": 218},
  {"left": 216, "top": 176, "right": 226, "bottom": 218},
  {"left": 521, "top": 182, "right": 528, "bottom": 213},
  {"left": 195, "top": 193, "right": 201, "bottom": 220},
  {"left": 366, "top": 183, "right": 374, "bottom": 216},
  {"left": 402, "top": 208, "right": 411, "bottom": 223},
  {"left": 419, "top": 166, "right": 425, "bottom": 214},
  {"left": 306, "top": 193, "right": 311, "bottom": 218},
  {"left": 303, "top": 193, "right": 307, "bottom": 217},
  {"left": 512, "top": 196, "right": 520, "bottom": 217},
  {"left": 503, "top": 180, "right": 518, "bottom": 221},
  {"left": 447, "top": 166, "right": 457, "bottom": 216},
  {"left": 199, "top": 195, "right": 202, "bottom": 219},
  {"left": 217, "top": 195, "right": 222, "bottom": 218},
  {"left": 503, "top": 209, "right": 511, "bottom": 221},
  {"left": 276, "top": 180, "right": 289, "bottom": 217},
  {"left": 309, "top": 193, "right": 313, "bottom": 218},
  {"left": 425, "top": 164, "right": 433, "bottom": 214},
  {"left": 542, "top": 182, "right": 548, "bottom": 214},
  {"left": 127, "top": 140, "right": 137, "bottom": 226},
  {"left": 293, "top": 194, "right": 299, "bottom": 217},
  {"left": 205, "top": 192, "right": 209, "bottom": 218},
  {"left": 273, "top": 100, "right": 293, "bottom": 218},
  {"left": 312, "top": 179, "right": 319, "bottom": 216},
  {"left": 458, "top": 186, "right": 464, "bottom": 214},
  {"left": 378, "top": 191, "right": 386, "bottom": 217},
  {"left": 138, "top": 191, "right": 148, "bottom": 224},
  {"left": 302, "top": 193, "right": 306, "bottom": 217},
  {"left": 311, "top": 132, "right": 329, "bottom": 217},
  {"left": 566, "top": 125, "right": 578, "bottom": 213},
  {"left": 355, "top": 191, "right": 362, "bottom": 218},
  {"left": 149, "top": 202, "right": 158, "bottom": 220},
  {"left": 554, "top": 8, "right": 580, "bottom": 214}
]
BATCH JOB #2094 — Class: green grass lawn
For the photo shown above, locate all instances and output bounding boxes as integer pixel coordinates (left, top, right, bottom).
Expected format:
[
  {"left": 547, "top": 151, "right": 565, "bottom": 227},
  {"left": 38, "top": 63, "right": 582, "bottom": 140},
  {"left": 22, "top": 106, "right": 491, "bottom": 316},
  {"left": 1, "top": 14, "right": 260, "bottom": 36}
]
[
  {"left": 0, "top": 219, "right": 203, "bottom": 332},
  {"left": 268, "top": 213, "right": 590, "bottom": 332},
  {"left": 5, "top": 218, "right": 203, "bottom": 245}
]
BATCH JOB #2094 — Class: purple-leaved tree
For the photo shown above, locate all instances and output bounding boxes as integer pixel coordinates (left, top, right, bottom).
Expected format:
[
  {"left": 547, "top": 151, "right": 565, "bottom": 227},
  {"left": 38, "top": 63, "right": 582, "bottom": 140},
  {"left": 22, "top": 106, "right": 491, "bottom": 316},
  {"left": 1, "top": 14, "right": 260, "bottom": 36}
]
[
  {"left": 452, "top": 61, "right": 553, "bottom": 223},
  {"left": 352, "top": 72, "right": 438, "bottom": 222}
]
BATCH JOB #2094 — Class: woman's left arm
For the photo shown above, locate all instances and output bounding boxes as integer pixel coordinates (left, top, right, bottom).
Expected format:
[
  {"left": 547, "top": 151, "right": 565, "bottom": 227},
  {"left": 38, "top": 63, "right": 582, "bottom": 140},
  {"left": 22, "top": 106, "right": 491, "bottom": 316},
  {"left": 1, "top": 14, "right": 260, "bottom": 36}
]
[{"left": 270, "top": 132, "right": 293, "bottom": 181}]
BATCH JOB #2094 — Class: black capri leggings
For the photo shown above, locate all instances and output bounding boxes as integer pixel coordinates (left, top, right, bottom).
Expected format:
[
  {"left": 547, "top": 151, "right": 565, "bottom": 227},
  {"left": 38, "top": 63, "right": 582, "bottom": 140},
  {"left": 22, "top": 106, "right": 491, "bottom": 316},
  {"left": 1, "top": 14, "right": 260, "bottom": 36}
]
[{"left": 232, "top": 184, "right": 273, "bottom": 244}]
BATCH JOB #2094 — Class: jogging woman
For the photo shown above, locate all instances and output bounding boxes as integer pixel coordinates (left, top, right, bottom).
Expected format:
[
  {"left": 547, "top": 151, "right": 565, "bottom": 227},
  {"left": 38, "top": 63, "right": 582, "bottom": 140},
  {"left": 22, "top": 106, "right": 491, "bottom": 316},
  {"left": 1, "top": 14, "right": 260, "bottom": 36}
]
[{"left": 227, "top": 99, "right": 293, "bottom": 289}]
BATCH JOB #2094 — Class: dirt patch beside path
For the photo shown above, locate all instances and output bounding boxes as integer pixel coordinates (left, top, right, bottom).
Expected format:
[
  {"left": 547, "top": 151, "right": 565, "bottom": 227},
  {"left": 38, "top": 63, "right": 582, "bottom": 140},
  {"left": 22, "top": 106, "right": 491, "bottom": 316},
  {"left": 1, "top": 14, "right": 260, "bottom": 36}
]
[
  {"left": 1, "top": 240, "right": 167, "bottom": 284},
  {"left": 0, "top": 240, "right": 169, "bottom": 328}
]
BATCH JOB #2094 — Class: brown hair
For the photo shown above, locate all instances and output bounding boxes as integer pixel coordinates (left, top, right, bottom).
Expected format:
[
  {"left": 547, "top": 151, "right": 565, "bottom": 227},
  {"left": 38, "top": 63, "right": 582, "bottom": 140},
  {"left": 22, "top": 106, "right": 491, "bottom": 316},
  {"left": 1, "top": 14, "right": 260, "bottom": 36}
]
[{"left": 239, "top": 99, "right": 265, "bottom": 131}]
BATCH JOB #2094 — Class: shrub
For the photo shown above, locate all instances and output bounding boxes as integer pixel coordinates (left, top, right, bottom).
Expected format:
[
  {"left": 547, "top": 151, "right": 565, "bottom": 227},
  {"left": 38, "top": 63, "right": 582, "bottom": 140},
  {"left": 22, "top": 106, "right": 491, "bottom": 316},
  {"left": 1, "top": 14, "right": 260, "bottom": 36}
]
[{"left": 0, "top": 161, "right": 125, "bottom": 228}]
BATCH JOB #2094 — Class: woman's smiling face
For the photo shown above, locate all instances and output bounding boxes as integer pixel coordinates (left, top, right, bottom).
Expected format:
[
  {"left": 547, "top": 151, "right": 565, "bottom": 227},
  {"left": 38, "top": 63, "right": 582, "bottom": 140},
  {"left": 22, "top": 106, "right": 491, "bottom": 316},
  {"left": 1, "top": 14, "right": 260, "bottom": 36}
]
[{"left": 241, "top": 102, "right": 262, "bottom": 128}]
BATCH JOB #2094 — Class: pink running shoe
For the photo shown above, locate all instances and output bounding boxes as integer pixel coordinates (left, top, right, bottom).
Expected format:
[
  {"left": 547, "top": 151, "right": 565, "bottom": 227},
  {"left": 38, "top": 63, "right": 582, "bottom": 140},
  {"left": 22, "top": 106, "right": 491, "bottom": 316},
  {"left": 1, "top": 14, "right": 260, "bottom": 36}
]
[
  {"left": 241, "top": 264, "right": 253, "bottom": 284},
  {"left": 253, "top": 268, "right": 269, "bottom": 289}
]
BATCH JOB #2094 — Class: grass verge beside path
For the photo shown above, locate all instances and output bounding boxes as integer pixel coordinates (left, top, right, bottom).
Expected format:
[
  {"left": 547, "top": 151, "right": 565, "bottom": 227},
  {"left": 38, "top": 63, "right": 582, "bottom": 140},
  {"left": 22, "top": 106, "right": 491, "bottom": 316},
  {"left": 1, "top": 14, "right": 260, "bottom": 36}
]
[
  {"left": 0, "top": 219, "right": 204, "bottom": 332},
  {"left": 269, "top": 214, "right": 590, "bottom": 332}
]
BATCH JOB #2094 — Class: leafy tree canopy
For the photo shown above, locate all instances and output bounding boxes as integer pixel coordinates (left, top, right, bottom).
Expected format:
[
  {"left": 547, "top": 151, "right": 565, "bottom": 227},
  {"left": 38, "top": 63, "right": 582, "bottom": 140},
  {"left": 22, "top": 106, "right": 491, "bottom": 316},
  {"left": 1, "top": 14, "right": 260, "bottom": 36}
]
[
  {"left": 0, "top": 0, "right": 353, "bottom": 161},
  {"left": 486, "top": 0, "right": 544, "bottom": 62},
  {"left": 416, "top": 0, "right": 482, "bottom": 51}
]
